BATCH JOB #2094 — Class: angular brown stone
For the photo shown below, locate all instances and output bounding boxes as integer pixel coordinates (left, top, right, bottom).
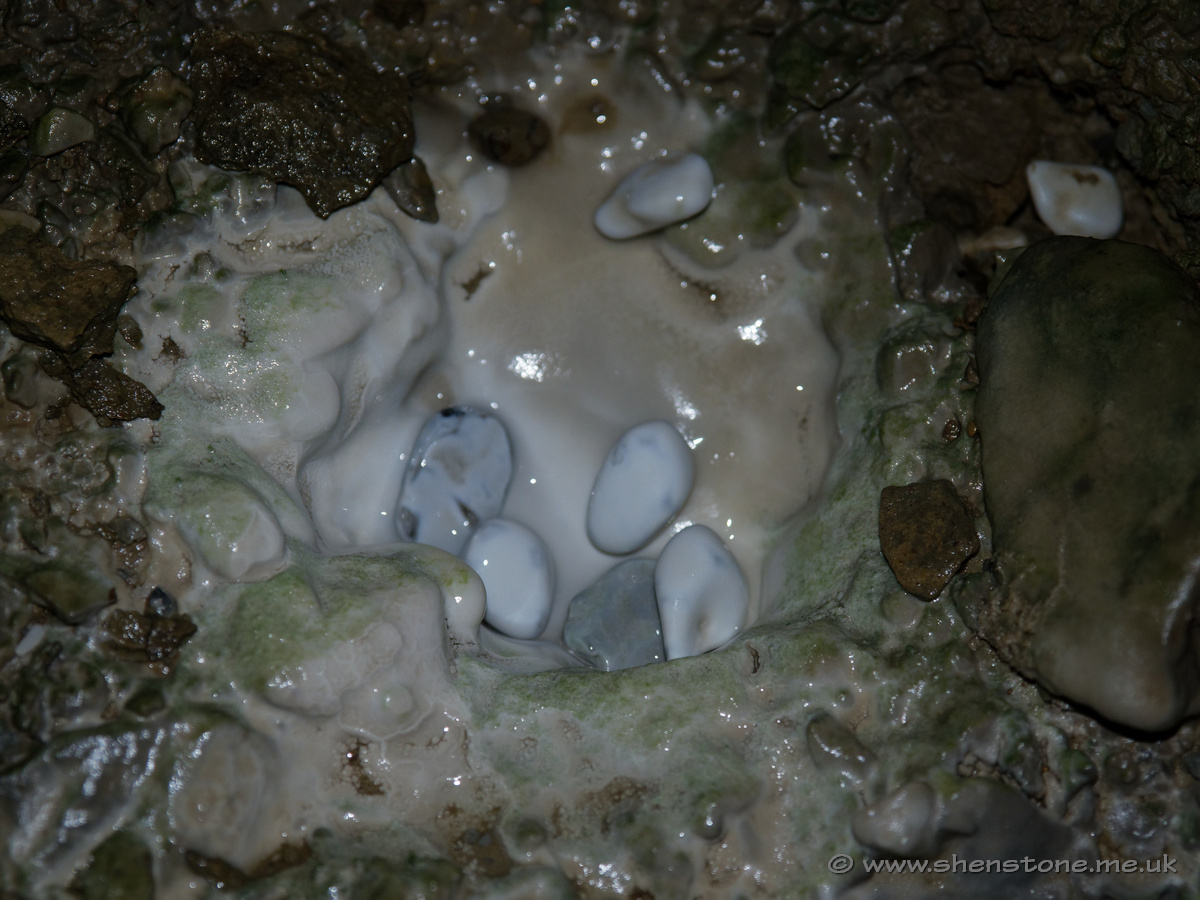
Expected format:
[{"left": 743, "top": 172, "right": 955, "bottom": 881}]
[
  {"left": 190, "top": 28, "right": 415, "bottom": 219},
  {"left": 56, "top": 358, "right": 163, "bottom": 422},
  {"left": 102, "top": 607, "right": 197, "bottom": 670},
  {"left": 879, "top": 480, "right": 979, "bottom": 600},
  {"left": 0, "top": 226, "right": 136, "bottom": 365}
]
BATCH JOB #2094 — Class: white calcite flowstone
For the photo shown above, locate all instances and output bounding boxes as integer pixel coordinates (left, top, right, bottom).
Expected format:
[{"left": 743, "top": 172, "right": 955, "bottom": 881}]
[
  {"left": 594, "top": 152, "right": 715, "bottom": 239},
  {"left": 464, "top": 518, "right": 555, "bottom": 640},
  {"left": 396, "top": 407, "right": 514, "bottom": 555},
  {"left": 1025, "top": 160, "right": 1123, "bottom": 239},
  {"left": 170, "top": 723, "right": 281, "bottom": 870},
  {"left": 654, "top": 524, "right": 748, "bottom": 659},
  {"left": 586, "top": 420, "right": 694, "bottom": 555},
  {"left": 149, "top": 473, "right": 286, "bottom": 583},
  {"left": 339, "top": 662, "right": 425, "bottom": 740},
  {"left": 851, "top": 782, "right": 938, "bottom": 857}
]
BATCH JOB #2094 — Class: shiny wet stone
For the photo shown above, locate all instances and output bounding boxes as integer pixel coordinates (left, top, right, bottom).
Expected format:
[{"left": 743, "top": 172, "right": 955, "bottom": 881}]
[
  {"left": 465, "top": 518, "right": 554, "bottom": 640},
  {"left": 586, "top": 420, "right": 693, "bottom": 555},
  {"left": 396, "top": 407, "right": 513, "bottom": 556},
  {"left": 189, "top": 28, "right": 414, "bottom": 219},
  {"left": 563, "top": 559, "right": 664, "bottom": 671},
  {"left": 969, "top": 236, "right": 1200, "bottom": 732}
]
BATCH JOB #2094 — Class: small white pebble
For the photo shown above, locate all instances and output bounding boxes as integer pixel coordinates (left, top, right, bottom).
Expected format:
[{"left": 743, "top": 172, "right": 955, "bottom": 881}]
[
  {"left": 654, "top": 524, "right": 747, "bottom": 659},
  {"left": 1026, "top": 160, "right": 1123, "bottom": 239},
  {"left": 14, "top": 624, "right": 45, "bottom": 656},
  {"left": 587, "top": 420, "right": 694, "bottom": 555},
  {"left": 594, "top": 152, "right": 715, "bottom": 240},
  {"left": 464, "top": 518, "right": 554, "bottom": 640}
]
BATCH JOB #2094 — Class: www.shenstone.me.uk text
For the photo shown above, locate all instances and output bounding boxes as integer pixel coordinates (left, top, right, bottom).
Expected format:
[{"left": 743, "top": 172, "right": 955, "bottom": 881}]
[{"left": 829, "top": 854, "right": 1178, "bottom": 875}]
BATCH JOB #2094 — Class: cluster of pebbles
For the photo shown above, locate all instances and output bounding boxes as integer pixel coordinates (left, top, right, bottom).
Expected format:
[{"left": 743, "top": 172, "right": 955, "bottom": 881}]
[
  {"left": 395, "top": 148, "right": 735, "bottom": 670},
  {"left": 397, "top": 408, "right": 748, "bottom": 670}
]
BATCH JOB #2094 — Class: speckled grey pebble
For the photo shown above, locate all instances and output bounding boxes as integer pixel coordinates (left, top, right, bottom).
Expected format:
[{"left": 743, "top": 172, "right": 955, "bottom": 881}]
[
  {"left": 563, "top": 559, "right": 664, "bottom": 671},
  {"left": 396, "top": 407, "right": 513, "bottom": 555}
]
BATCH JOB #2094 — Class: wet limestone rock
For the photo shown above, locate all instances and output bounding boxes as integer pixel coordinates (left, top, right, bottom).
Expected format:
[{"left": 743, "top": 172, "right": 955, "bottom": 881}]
[
  {"left": 189, "top": 28, "right": 415, "bottom": 219},
  {"left": 879, "top": 480, "right": 979, "bottom": 600},
  {"left": 972, "top": 236, "right": 1200, "bottom": 732},
  {"left": 0, "top": 226, "right": 135, "bottom": 366}
]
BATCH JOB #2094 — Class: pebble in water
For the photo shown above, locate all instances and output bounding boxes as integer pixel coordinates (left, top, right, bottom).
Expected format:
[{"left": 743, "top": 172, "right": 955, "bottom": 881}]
[
  {"left": 654, "top": 524, "right": 748, "bottom": 660},
  {"left": 586, "top": 420, "right": 694, "bottom": 555},
  {"left": 463, "top": 518, "right": 554, "bottom": 640},
  {"left": 594, "top": 153, "right": 715, "bottom": 240},
  {"left": 1025, "top": 160, "right": 1123, "bottom": 239},
  {"left": 396, "top": 407, "right": 514, "bottom": 556},
  {"left": 563, "top": 559, "right": 665, "bottom": 671}
]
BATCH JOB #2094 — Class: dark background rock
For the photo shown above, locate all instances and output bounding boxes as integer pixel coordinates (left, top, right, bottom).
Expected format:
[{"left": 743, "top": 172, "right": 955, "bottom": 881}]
[
  {"left": 0, "top": 225, "right": 162, "bottom": 422},
  {"left": 189, "top": 28, "right": 415, "bottom": 219},
  {"left": 70, "top": 829, "right": 155, "bottom": 900},
  {"left": 972, "top": 236, "right": 1200, "bottom": 732},
  {"left": 467, "top": 106, "right": 550, "bottom": 167}
]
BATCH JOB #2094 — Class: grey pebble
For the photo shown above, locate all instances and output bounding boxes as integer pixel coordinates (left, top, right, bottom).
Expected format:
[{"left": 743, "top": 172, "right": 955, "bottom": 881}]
[{"left": 563, "top": 559, "right": 664, "bottom": 672}]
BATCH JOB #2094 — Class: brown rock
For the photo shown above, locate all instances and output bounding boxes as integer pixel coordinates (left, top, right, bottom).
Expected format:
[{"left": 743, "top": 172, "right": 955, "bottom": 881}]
[
  {"left": 382, "top": 156, "right": 439, "bottom": 223},
  {"left": 879, "top": 480, "right": 979, "bottom": 600},
  {"left": 102, "top": 607, "right": 197, "bottom": 671},
  {"left": 190, "top": 28, "right": 415, "bottom": 219},
  {"left": 56, "top": 358, "right": 163, "bottom": 422},
  {"left": 0, "top": 226, "right": 136, "bottom": 365}
]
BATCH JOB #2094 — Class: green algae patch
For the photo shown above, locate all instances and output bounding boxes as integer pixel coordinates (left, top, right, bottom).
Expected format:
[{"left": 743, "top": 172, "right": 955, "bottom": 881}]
[
  {"left": 146, "top": 470, "right": 285, "bottom": 582},
  {"left": 240, "top": 270, "right": 340, "bottom": 350},
  {"left": 221, "top": 566, "right": 325, "bottom": 691},
  {"left": 174, "top": 283, "right": 226, "bottom": 334},
  {"left": 193, "top": 542, "right": 446, "bottom": 717}
]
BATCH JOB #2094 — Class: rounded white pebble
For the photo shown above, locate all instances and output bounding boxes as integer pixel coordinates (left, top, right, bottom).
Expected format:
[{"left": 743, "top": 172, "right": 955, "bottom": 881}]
[
  {"left": 464, "top": 518, "right": 554, "bottom": 640},
  {"left": 1026, "top": 160, "right": 1123, "bottom": 239},
  {"left": 587, "top": 420, "right": 694, "bottom": 555},
  {"left": 594, "top": 152, "right": 715, "bottom": 240},
  {"left": 654, "top": 525, "right": 748, "bottom": 659},
  {"left": 396, "top": 407, "right": 514, "bottom": 556}
]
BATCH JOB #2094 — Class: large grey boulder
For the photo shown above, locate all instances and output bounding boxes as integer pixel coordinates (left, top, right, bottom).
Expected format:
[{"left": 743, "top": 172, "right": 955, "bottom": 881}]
[{"left": 971, "top": 236, "right": 1200, "bottom": 732}]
